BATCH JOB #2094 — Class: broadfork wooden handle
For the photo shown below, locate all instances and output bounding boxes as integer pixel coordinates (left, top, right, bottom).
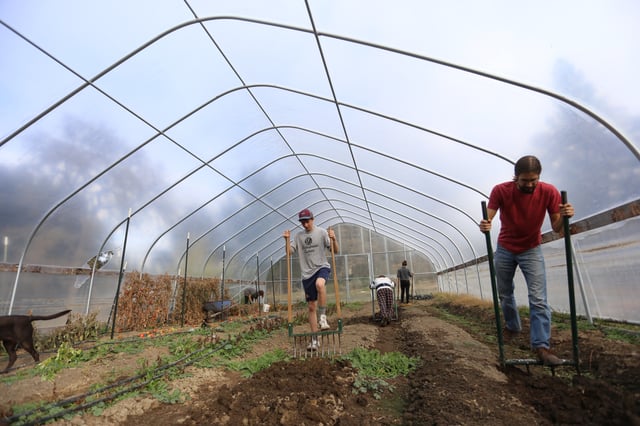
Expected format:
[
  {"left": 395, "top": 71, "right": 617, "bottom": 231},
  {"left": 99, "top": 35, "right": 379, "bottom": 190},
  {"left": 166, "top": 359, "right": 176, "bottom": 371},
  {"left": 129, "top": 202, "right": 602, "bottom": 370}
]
[{"left": 329, "top": 229, "right": 342, "bottom": 319}]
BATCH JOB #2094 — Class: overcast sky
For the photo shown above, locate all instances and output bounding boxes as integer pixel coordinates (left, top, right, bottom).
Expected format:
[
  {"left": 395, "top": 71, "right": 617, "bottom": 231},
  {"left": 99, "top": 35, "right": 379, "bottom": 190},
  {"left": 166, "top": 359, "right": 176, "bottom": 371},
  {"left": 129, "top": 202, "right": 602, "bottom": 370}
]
[{"left": 1, "top": 1, "right": 639, "bottom": 279}]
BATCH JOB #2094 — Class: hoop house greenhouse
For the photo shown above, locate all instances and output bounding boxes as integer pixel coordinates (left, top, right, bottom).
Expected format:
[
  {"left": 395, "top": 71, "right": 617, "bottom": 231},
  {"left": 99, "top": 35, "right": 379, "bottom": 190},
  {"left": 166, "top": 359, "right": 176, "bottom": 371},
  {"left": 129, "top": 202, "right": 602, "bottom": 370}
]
[{"left": 1, "top": 2, "right": 639, "bottom": 325}]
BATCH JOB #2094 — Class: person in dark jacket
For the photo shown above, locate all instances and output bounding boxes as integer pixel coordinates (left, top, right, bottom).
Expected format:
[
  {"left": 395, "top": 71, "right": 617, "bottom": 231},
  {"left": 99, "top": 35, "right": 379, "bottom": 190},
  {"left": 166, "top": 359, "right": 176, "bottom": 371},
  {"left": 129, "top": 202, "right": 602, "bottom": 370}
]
[
  {"left": 243, "top": 288, "right": 264, "bottom": 304},
  {"left": 396, "top": 260, "right": 413, "bottom": 304}
]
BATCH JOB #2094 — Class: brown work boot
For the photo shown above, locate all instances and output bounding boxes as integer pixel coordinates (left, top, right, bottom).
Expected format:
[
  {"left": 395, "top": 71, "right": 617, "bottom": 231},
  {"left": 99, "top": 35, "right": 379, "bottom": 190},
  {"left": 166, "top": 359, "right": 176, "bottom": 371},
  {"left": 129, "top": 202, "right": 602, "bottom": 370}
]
[{"left": 536, "top": 348, "right": 562, "bottom": 366}]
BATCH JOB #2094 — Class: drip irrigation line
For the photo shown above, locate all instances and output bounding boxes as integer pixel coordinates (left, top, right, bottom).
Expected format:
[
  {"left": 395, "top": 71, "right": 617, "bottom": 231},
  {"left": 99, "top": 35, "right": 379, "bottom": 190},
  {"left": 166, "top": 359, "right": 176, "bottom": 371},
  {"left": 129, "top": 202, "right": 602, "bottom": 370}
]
[
  {"left": 5, "top": 339, "right": 227, "bottom": 425},
  {"left": 0, "top": 330, "right": 195, "bottom": 375},
  {"left": 4, "top": 316, "right": 284, "bottom": 424}
]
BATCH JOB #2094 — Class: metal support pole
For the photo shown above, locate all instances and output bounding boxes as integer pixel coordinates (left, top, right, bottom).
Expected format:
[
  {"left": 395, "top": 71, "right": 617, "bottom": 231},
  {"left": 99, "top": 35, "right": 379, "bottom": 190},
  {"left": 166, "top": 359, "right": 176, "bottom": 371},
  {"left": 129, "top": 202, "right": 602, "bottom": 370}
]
[
  {"left": 256, "top": 254, "right": 261, "bottom": 316},
  {"left": 221, "top": 245, "right": 226, "bottom": 310},
  {"left": 270, "top": 257, "right": 276, "bottom": 310},
  {"left": 110, "top": 210, "right": 131, "bottom": 339},
  {"left": 482, "top": 201, "right": 505, "bottom": 365},
  {"left": 561, "top": 191, "right": 581, "bottom": 374},
  {"left": 181, "top": 233, "right": 189, "bottom": 327}
]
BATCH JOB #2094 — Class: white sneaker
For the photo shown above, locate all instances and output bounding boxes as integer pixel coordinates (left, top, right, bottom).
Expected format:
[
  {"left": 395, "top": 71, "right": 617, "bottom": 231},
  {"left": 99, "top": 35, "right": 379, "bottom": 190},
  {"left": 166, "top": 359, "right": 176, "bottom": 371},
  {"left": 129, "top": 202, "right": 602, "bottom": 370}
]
[
  {"left": 307, "top": 340, "right": 319, "bottom": 351},
  {"left": 319, "top": 314, "right": 330, "bottom": 330}
]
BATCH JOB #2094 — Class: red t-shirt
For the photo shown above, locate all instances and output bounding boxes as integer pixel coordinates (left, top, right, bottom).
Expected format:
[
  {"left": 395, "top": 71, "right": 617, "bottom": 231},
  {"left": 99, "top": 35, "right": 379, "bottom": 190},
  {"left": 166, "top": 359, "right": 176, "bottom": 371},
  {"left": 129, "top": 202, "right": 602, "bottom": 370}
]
[{"left": 488, "top": 181, "right": 561, "bottom": 254}]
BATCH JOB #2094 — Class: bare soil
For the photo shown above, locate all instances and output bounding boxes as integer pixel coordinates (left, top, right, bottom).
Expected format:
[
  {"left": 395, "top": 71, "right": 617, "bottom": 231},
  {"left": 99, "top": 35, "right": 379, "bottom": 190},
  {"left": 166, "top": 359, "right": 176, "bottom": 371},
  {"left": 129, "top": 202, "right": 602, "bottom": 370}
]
[{"left": 1, "top": 296, "right": 639, "bottom": 425}]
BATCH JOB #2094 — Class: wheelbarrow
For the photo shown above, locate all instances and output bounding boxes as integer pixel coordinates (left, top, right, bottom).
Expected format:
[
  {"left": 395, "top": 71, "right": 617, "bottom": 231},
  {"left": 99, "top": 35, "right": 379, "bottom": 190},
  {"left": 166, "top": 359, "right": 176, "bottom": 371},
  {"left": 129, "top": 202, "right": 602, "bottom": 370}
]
[{"left": 202, "top": 300, "right": 233, "bottom": 324}]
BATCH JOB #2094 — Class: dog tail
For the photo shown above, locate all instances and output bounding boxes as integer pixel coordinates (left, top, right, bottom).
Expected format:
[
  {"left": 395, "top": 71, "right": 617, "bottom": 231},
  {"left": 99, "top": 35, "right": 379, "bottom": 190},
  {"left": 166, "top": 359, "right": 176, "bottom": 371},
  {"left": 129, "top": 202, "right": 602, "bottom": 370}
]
[{"left": 29, "top": 309, "right": 72, "bottom": 322}]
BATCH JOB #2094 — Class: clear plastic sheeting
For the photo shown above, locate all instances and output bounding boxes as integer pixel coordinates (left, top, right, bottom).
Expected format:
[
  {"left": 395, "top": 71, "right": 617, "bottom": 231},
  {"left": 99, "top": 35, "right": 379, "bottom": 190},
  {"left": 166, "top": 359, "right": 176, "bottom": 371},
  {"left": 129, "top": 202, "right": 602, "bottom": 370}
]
[
  {"left": 1, "top": 1, "right": 639, "bottom": 320},
  {"left": 460, "top": 217, "right": 640, "bottom": 324}
]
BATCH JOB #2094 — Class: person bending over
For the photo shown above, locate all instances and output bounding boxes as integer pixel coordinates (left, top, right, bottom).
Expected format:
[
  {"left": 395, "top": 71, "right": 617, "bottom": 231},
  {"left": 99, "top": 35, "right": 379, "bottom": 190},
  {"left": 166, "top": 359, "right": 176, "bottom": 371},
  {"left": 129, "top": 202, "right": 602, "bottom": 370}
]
[
  {"left": 370, "top": 275, "right": 395, "bottom": 326},
  {"left": 243, "top": 288, "right": 264, "bottom": 304}
]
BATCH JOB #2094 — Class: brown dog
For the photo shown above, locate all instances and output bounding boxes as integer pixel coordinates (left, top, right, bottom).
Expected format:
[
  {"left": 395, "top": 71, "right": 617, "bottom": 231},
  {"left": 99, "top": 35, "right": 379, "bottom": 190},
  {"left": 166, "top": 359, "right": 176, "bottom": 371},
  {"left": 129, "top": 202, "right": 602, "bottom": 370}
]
[{"left": 0, "top": 309, "right": 71, "bottom": 373}]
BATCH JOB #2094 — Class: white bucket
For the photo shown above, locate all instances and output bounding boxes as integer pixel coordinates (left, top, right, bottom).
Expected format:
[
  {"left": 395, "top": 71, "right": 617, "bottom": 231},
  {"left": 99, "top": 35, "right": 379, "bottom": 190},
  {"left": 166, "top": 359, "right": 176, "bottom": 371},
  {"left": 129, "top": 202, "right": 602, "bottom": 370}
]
[{"left": 263, "top": 304, "right": 270, "bottom": 313}]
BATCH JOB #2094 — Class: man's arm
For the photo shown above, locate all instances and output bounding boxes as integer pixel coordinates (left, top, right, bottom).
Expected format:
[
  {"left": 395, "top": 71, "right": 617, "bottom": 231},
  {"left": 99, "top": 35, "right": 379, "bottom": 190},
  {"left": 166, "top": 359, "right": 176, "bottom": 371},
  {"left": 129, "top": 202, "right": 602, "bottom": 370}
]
[
  {"left": 328, "top": 228, "right": 339, "bottom": 253},
  {"left": 283, "top": 230, "right": 296, "bottom": 253},
  {"left": 550, "top": 203, "right": 575, "bottom": 233},
  {"left": 479, "top": 208, "right": 497, "bottom": 232}
]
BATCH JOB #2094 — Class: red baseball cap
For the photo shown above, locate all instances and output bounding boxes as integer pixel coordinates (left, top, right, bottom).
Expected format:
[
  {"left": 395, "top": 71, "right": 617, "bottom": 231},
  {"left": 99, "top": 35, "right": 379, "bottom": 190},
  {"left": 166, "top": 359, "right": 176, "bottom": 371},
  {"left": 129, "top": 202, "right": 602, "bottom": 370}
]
[{"left": 298, "top": 209, "right": 313, "bottom": 221}]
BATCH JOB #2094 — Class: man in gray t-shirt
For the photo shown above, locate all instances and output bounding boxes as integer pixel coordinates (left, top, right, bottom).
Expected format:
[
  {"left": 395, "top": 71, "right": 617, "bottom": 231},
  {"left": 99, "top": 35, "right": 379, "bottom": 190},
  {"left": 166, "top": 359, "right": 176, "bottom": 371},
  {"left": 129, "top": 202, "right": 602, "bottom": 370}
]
[{"left": 283, "top": 209, "right": 339, "bottom": 351}]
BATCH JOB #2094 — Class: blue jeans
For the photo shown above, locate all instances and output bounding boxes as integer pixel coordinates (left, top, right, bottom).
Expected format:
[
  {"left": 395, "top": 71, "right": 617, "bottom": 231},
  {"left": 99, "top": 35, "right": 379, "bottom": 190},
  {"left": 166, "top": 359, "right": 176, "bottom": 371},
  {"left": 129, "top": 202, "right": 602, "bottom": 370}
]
[{"left": 494, "top": 244, "right": 551, "bottom": 349}]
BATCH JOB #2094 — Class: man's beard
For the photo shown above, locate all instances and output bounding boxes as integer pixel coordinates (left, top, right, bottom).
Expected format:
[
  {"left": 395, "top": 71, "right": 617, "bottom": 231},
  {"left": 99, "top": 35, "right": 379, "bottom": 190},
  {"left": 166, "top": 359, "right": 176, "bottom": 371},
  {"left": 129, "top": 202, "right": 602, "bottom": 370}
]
[{"left": 517, "top": 184, "right": 536, "bottom": 194}]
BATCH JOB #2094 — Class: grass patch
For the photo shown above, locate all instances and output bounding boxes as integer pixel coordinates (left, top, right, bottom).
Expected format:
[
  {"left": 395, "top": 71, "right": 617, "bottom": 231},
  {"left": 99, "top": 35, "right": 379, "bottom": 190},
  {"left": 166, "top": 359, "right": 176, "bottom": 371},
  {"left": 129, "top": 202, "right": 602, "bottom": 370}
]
[
  {"left": 222, "top": 349, "right": 290, "bottom": 377},
  {"left": 431, "top": 292, "right": 640, "bottom": 347},
  {"left": 342, "top": 301, "right": 365, "bottom": 312},
  {"left": 597, "top": 323, "right": 640, "bottom": 345}
]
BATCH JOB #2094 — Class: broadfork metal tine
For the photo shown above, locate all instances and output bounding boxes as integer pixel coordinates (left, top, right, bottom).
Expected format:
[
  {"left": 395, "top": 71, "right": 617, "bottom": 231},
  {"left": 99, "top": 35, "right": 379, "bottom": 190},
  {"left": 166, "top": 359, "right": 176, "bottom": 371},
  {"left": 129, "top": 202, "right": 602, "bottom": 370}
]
[
  {"left": 291, "top": 330, "right": 342, "bottom": 358},
  {"left": 321, "top": 333, "right": 330, "bottom": 357}
]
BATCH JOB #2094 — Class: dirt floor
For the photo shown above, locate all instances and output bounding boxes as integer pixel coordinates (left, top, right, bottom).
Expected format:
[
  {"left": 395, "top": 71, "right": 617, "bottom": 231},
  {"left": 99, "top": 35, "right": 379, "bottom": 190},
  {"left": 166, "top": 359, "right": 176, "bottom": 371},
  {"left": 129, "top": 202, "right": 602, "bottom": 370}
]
[{"left": 1, "top": 296, "right": 639, "bottom": 425}]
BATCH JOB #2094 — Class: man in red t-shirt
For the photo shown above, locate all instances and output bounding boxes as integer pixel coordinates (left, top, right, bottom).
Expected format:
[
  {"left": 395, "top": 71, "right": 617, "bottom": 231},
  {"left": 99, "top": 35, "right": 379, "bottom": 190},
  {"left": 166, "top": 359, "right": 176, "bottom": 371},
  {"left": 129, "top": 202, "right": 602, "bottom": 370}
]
[{"left": 479, "top": 155, "right": 574, "bottom": 366}]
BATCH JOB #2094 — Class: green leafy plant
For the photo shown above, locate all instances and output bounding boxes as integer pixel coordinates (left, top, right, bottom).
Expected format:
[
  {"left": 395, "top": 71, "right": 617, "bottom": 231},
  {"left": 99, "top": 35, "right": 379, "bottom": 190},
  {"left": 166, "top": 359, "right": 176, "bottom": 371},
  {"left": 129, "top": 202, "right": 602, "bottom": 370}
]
[
  {"left": 352, "top": 376, "right": 393, "bottom": 400},
  {"left": 168, "top": 334, "right": 203, "bottom": 357},
  {"left": 146, "top": 379, "right": 187, "bottom": 404},
  {"left": 341, "top": 347, "right": 419, "bottom": 399},
  {"left": 34, "top": 311, "right": 107, "bottom": 353},
  {"left": 343, "top": 347, "right": 418, "bottom": 379},
  {"left": 35, "top": 342, "right": 86, "bottom": 381},
  {"left": 223, "top": 349, "right": 289, "bottom": 377},
  {"left": 88, "top": 401, "right": 107, "bottom": 417}
]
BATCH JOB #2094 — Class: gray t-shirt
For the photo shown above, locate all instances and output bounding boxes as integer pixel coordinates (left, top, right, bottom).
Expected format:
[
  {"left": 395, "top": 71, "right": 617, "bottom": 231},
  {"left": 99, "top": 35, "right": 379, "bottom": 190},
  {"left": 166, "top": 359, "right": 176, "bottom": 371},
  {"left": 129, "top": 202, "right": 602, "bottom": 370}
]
[
  {"left": 290, "top": 226, "right": 331, "bottom": 279},
  {"left": 397, "top": 266, "right": 413, "bottom": 281}
]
